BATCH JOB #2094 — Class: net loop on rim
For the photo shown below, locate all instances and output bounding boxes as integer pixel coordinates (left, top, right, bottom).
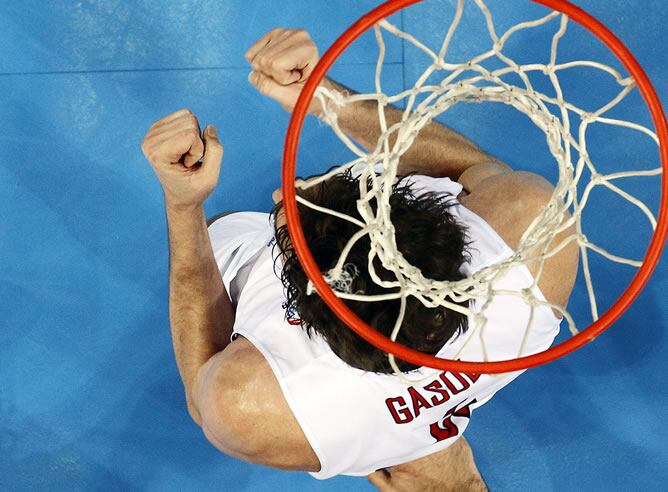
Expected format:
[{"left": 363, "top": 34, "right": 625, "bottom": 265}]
[{"left": 286, "top": 0, "right": 665, "bottom": 380}]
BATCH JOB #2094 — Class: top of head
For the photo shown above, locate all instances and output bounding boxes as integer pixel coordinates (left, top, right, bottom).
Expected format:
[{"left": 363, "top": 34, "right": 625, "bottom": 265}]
[{"left": 271, "top": 169, "right": 472, "bottom": 374}]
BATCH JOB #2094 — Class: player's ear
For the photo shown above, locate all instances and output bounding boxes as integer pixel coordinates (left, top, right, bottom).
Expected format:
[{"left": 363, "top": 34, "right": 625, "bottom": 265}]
[{"left": 272, "top": 189, "right": 282, "bottom": 204}]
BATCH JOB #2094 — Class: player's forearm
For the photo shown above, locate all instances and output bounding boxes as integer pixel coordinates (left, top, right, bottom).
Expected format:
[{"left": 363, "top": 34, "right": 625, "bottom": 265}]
[
  {"left": 322, "top": 78, "right": 497, "bottom": 179},
  {"left": 165, "top": 202, "right": 234, "bottom": 424}
]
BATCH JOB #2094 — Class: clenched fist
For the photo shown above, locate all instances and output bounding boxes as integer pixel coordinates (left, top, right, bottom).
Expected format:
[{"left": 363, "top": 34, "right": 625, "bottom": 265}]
[
  {"left": 141, "top": 109, "right": 223, "bottom": 210},
  {"left": 246, "top": 28, "right": 327, "bottom": 115}
]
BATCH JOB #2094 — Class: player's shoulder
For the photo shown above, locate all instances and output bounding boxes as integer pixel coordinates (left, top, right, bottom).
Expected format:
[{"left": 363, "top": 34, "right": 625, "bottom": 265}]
[
  {"left": 458, "top": 163, "right": 555, "bottom": 251},
  {"left": 194, "top": 335, "right": 321, "bottom": 471},
  {"left": 458, "top": 160, "right": 554, "bottom": 201},
  {"left": 458, "top": 162, "right": 579, "bottom": 312}
]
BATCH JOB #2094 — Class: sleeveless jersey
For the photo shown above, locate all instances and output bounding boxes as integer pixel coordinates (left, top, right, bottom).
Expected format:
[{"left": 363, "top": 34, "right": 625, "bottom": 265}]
[{"left": 207, "top": 174, "right": 562, "bottom": 479}]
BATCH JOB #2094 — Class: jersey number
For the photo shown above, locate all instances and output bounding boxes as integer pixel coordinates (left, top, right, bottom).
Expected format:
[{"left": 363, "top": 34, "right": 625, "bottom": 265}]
[{"left": 429, "top": 399, "right": 476, "bottom": 442}]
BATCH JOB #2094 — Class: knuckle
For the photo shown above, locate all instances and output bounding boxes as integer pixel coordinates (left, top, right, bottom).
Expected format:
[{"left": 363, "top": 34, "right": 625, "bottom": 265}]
[{"left": 141, "top": 139, "right": 154, "bottom": 153}]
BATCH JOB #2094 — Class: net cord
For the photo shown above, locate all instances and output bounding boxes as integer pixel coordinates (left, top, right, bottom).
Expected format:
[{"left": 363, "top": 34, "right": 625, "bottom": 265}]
[{"left": 281, "top": 0, "right": 666, "bottom": 377}]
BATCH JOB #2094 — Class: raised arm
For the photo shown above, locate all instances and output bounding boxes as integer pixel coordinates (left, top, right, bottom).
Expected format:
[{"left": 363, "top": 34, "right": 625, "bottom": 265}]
[
  {"left": 246, "top": 28, "right": 510, "bottom": 188},
  {"left": 318, "top": 78, "right": 508, "bottom": 181}
]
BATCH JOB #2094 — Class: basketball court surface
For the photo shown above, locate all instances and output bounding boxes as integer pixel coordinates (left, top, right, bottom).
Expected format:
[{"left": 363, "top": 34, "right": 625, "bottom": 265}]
[{"left": 1, "top": 1, "right": 666, "bottom": 490}]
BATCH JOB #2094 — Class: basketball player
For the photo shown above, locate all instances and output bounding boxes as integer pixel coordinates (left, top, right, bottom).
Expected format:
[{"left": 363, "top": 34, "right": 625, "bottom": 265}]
[{"left": 141, "top": 28, "right": 578, "bottom": 491}]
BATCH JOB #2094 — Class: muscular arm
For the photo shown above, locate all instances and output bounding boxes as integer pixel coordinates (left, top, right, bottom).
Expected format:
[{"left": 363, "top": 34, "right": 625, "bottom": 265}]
[
  {"left": 321, "top": 78, "right": 508, "bottom": 180},
  {"left": 165, "top": 202, "right": 235, "bottom": 425},
  {"left": 246, "top": 28, "right": 510, "bottom": 186}
]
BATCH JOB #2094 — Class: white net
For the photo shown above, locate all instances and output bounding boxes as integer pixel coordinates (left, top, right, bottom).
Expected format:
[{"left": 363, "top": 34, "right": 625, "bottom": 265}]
[{"left": 293, "top": 0, "right": 662, "bottom": 381}]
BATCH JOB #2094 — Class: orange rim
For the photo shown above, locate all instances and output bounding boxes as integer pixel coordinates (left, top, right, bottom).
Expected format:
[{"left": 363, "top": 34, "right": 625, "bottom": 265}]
[{"left": 282, "top": 0, "right": 668, "bottom": 373}]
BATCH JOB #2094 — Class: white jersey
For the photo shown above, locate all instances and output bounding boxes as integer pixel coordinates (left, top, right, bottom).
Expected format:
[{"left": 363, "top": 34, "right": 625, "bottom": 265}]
[{"left": 208, "top": 174, "right": 562, "bottom": 480}]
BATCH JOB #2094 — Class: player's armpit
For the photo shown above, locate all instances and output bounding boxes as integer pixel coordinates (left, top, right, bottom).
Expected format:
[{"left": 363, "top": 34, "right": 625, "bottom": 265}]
[{"left": 192, "top": 335, "right": 322, "bottom": 472}]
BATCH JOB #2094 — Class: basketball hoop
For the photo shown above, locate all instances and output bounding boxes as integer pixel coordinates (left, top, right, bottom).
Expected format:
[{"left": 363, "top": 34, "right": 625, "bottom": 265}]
[{"left": 281, "top": 0, "right": 668, "bottom": 374}]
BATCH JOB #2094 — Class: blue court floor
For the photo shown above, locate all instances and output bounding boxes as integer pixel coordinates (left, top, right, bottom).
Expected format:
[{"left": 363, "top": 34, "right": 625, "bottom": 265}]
[{"left": 1, "top": 1, "right": 666, "bottom": 490}]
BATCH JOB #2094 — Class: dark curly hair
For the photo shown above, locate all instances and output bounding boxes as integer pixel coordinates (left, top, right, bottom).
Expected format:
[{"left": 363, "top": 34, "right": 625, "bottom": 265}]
[{"left": 270, "top": 168, "right": 473, "bottom": 374}]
